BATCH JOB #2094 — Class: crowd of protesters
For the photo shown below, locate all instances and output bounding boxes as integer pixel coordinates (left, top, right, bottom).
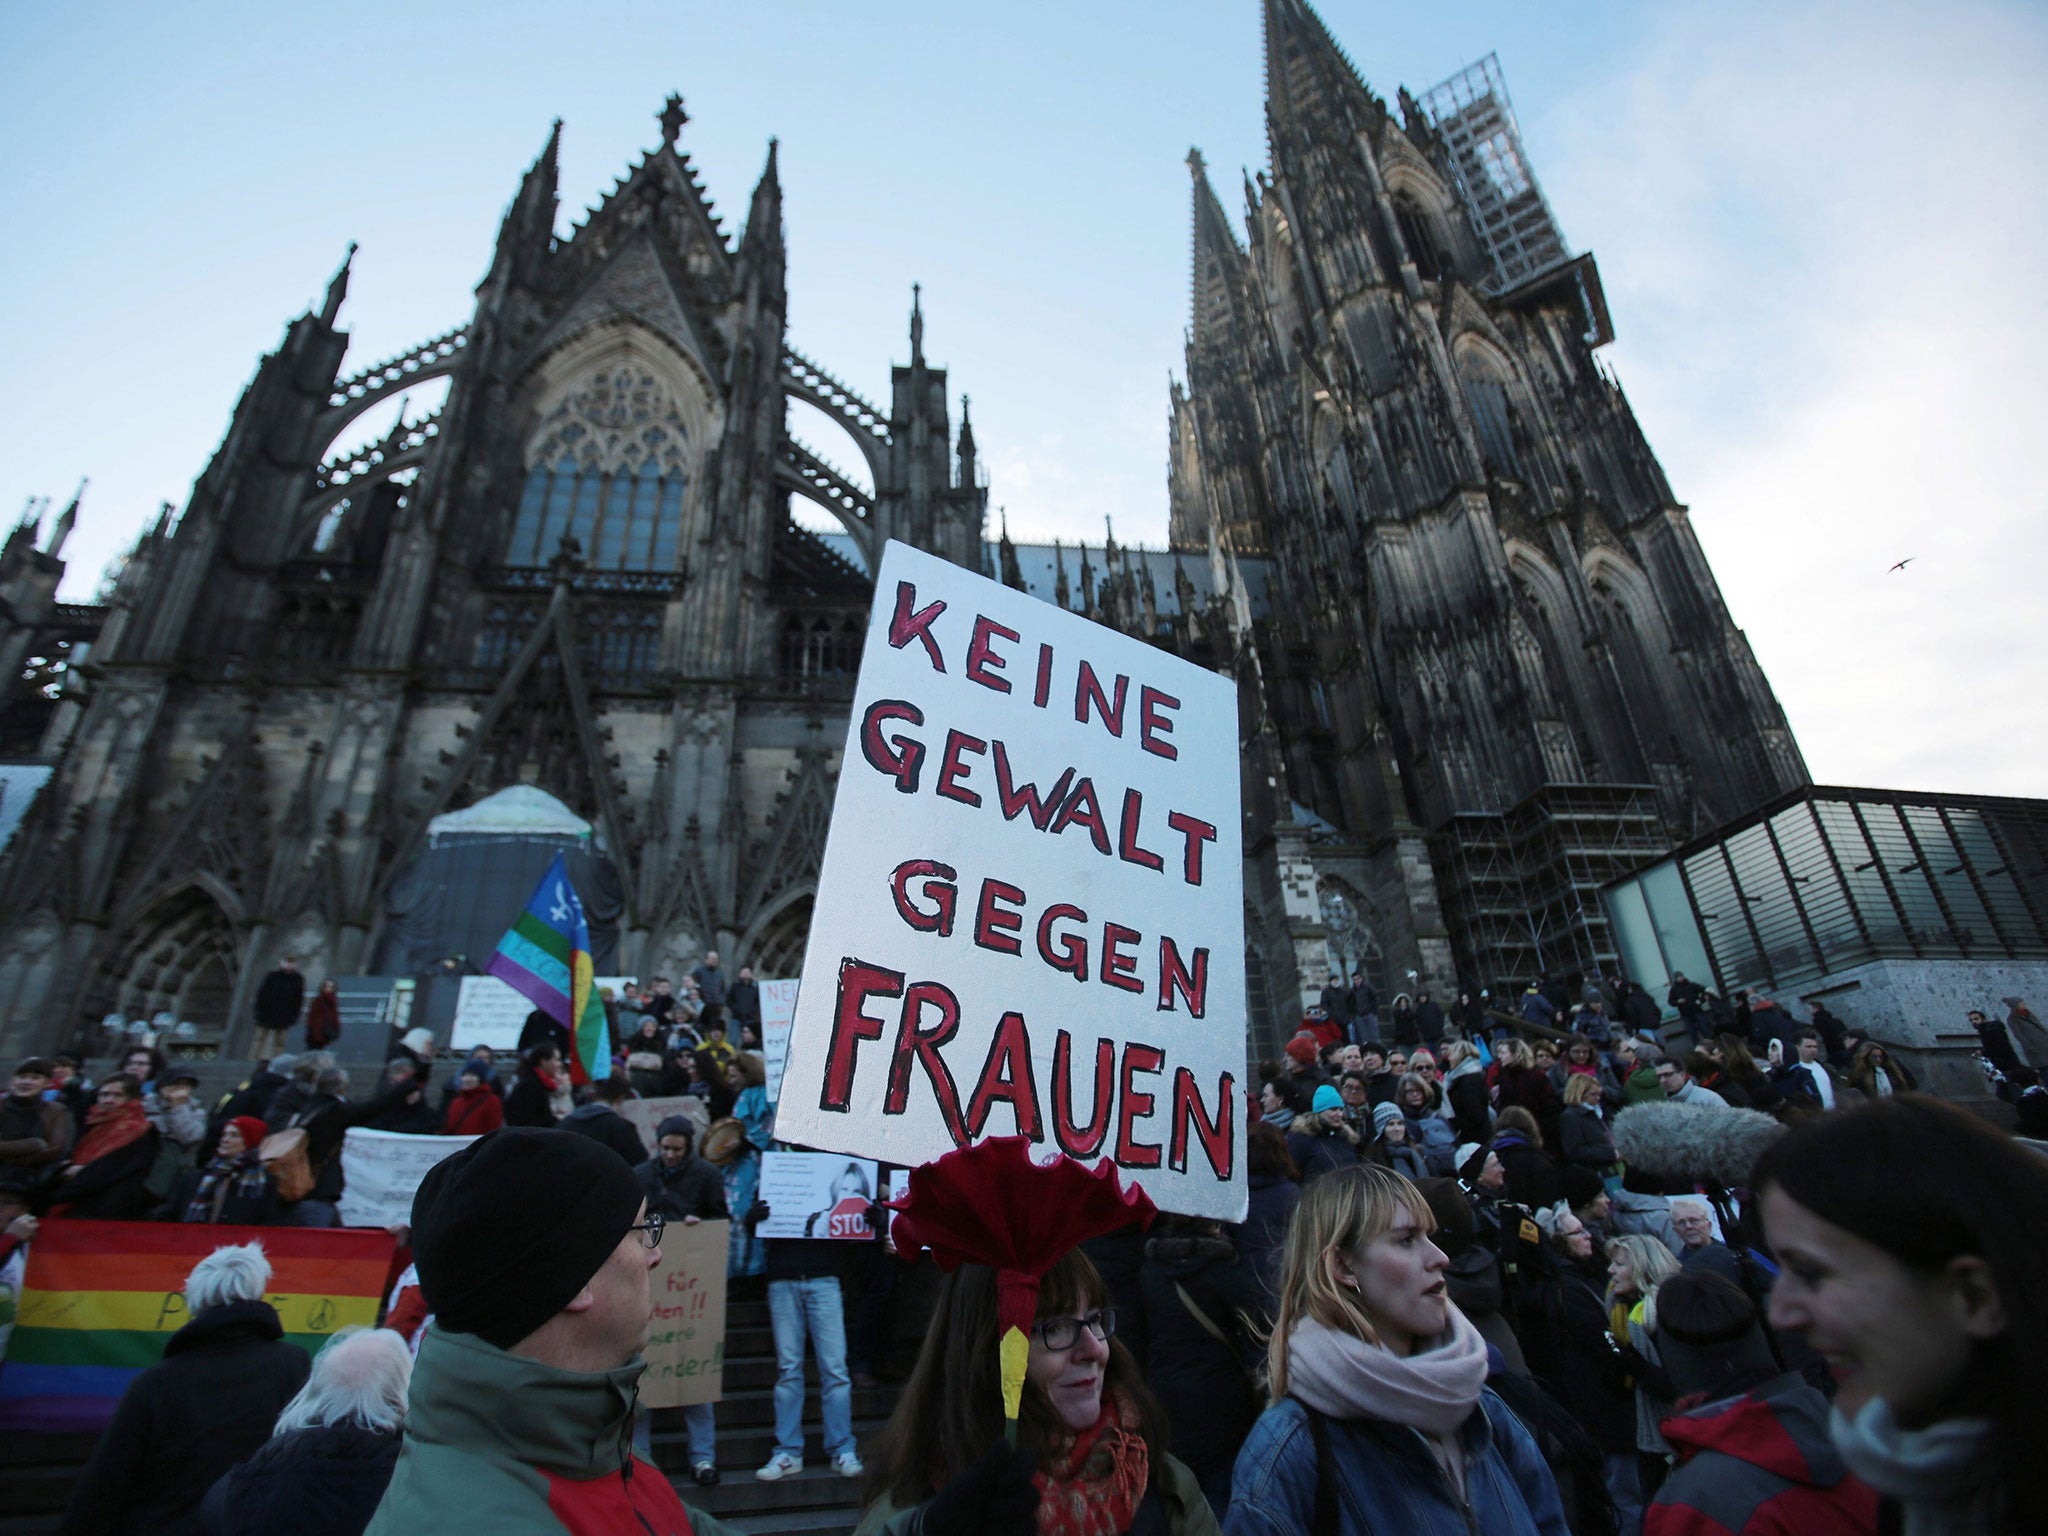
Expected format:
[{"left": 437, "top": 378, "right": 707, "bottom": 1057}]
[{"left": 8, "top": 964, "right": 2048, "bottom": 1536}]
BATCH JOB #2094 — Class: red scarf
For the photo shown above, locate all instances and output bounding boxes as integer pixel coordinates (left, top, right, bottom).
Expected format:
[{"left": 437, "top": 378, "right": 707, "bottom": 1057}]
[
  {"left": 73, "top": 1098, "right": 149, "bottom": 1164},
  {"left": 1033, "top": 1388, "right": 1149, "bottom": 1536}
]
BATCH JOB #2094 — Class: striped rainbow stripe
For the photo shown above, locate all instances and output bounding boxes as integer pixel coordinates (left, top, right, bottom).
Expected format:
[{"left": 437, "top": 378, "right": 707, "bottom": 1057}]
[{"left": 0, "top": 1220, "right": 396, "bottom": 1433}]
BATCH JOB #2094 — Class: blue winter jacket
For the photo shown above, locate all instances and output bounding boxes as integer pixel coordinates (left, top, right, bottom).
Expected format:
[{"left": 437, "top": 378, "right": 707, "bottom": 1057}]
[{"left": 1224, "top": 1389, "right": 1570, "bottom": 1536}]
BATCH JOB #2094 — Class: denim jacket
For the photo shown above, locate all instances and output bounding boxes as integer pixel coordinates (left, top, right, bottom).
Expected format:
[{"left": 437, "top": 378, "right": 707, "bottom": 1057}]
[{"left": 1224, "top": 1389, "right": 1569, "bottom": 1536}]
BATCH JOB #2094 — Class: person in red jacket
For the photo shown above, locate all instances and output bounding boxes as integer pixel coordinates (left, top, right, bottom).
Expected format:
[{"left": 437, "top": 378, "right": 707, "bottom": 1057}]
[
  {"left": 442, "top": 1064, "right": 505, "bottom": 1137},
  {"left": 1646, "top": 1271, "right": 1877, "bottom": 1536}
]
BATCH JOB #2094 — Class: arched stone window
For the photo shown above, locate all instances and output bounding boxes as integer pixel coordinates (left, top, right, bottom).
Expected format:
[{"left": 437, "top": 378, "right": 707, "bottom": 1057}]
[
  {"left": 1457, "top": 345, "right": 1519, "bottom": 475},
  {"left": 1393, "top": 194, "right": 1451, "bottom": 280},
  {"left": 506, "top": 363, "right": 692, "bottom": 570}
]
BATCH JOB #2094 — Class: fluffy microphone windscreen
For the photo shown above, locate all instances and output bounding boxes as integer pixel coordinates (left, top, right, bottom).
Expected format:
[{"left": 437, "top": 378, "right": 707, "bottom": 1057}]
[{"left": 1612, "top": 1101, "right": 1785, "bottom": 1186}]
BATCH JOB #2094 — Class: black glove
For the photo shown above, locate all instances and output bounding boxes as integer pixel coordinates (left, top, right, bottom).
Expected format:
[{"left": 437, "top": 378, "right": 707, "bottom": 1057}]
[
  {"left": 920, "top": 1439, "right": 1038, "bottom": 1536},
  {"left": 745, "top": 1200, "right": 770, "bottom": 1232}
]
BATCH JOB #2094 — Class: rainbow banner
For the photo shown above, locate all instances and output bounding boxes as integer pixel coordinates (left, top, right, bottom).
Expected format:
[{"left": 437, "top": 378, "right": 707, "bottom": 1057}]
[
  {"left": 484, "top": 850, "right": 610, "bottom": 1084},
  {"left": 0, "top": 1221, "right": 396, "bottom": 1433}
]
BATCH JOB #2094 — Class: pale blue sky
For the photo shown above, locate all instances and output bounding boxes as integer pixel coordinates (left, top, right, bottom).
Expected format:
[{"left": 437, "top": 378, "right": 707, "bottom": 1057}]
[{"left": 3, "top": 1, "right": 2043, "bottom": 796}]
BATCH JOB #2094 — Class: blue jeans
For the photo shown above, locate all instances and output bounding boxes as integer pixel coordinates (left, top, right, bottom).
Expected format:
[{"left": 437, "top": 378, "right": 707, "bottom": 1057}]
[
  {"left": 632, "top": 1403, "right": 715, "bottom": 1464},
  {"left": 768, "top": 1276, "right": 853, "bottom": 1460}
]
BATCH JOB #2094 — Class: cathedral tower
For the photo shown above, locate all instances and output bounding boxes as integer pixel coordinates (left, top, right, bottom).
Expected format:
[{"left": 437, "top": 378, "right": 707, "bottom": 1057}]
[{"left": 1169, "top": 1, "right": 1807, "bottom": 1031}]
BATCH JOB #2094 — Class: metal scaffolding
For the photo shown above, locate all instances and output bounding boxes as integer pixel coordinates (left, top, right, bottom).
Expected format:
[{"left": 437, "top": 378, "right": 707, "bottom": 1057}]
[
  {"left": 1418, "top": 53, "right": 1571, "bottom": 293},
  {"left": 1431, "top": 783, "right": 1670, "bottom": 995}
]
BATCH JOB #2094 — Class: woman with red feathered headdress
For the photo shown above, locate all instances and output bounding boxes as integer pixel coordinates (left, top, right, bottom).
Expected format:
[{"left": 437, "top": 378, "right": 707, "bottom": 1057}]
[{"left": 857, "top": 1244, "right": 1218, "bottom": 1536}]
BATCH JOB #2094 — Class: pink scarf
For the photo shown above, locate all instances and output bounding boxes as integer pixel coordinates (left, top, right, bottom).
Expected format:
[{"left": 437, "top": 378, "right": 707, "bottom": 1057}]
[{"left": 1287, "top": 1304, "right": 1489, "bottom": 1488}]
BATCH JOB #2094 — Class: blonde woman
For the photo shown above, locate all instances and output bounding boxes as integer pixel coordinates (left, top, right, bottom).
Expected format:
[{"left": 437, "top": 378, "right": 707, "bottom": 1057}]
[
  {"left": 1223, "top": 1164, "right": 1567, "bottom": 1536},
  {"left": 1604, "top": 1235, "right": 1681, "bottom": 1497}
]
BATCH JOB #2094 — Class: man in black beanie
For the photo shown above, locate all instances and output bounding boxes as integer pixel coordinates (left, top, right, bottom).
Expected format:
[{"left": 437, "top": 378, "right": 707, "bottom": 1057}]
[
  {"left": 1645, "top": 1271, "right": 1876, "bottom": 1536},
  {"left": 365, "top": 1128, "right": 736, "bottom": 1535}
]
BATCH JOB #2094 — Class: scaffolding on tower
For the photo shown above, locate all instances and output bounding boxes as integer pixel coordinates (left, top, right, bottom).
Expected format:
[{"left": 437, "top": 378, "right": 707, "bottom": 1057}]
[{"left": 1418, "top": 53, "right": 1571, "bottom": 294}]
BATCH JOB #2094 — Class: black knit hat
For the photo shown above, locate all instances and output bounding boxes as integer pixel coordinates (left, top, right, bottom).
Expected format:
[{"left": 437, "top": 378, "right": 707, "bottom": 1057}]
[
  {"left": 1559, "top": 1165, "right": 1607, "bottom": 1211},
  {"left": 410, "top": 1127, "right": 646, "bottom": 1350},
  {"left": 1656, "top": 1270, "right": 1778, "bottom": 1401}
]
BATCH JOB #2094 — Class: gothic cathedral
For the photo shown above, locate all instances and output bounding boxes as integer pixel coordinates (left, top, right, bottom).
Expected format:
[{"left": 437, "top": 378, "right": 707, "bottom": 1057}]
[{"left": 0, "top": 3, "right": 1805, "bottom": 1060}]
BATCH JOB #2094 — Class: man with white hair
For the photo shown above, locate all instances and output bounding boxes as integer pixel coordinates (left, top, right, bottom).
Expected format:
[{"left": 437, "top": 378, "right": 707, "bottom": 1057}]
[
  {"left": 61, "top": 1241, "right": 310, "bottom": 1535},
  {"left": 201, "top": 1326, "right": 413, "bottom": 1536},
  {"left": 1670, "top": 1196, "right": 1746, "bottom": 1287}
]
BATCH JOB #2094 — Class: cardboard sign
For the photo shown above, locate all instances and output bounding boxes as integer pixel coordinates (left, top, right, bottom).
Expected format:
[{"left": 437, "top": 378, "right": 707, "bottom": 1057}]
[
  {"left": 336, "top": 1129, "right": 479, "bottom": 1228},
  {"left": 641, "top": 1218, "right": 728, "bottom": 1408},
  {"left": 759, "top": 977, "right": 798, "bottom": 1105},
  {"left": 451, "top": 973, "right": 634, "bottom": 1053},
  {"left": 775, "top": 541, "right": 1247, "bottom": 1219},
  {"left": 757, "top": 1151, "right": 879, "bottom": 1240},
  {"left": 618, "top": 1094, "right": 708, "bottom": 1156},
  {"left": 882, "top": 1168, "right": 912, "bottom": 1254}
]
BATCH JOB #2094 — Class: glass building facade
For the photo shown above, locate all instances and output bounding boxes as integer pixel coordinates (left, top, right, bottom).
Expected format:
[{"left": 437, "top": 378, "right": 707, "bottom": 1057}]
[{"left": 1602, "top": 786, "right": 2048, "bottom": 999}]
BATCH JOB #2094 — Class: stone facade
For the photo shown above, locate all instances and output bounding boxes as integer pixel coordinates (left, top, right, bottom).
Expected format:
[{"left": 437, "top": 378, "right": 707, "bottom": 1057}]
[
  {"left": 0, "top": 101, "right": 982, "bottom": 1057},
  {"left": 0, "top": 6, "right": 1812, "bottom": 1065}
]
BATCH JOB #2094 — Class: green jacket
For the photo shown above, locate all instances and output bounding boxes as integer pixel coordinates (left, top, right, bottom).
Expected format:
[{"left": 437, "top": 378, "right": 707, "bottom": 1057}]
[
  {"left": 852, "top": 1449, "right": 1219, "bottom": 1536},
  {"left": 365, "top": 1322, "right": 733, "bottom": 1536}
]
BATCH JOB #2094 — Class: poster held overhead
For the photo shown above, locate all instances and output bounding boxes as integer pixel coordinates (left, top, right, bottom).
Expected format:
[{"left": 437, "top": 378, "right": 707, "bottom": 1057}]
[{"left": 775, "top": 540, "right": 1247, "bottom": 1220}]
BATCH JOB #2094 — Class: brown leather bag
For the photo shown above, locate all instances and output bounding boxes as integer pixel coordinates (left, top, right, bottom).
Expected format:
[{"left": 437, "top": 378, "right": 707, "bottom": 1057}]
[{"left": 258, "top": 1127, "right": 315, "bottom": 1202}]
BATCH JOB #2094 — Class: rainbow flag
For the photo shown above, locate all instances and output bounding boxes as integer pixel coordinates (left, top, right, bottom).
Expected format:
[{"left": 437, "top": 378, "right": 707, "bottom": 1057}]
[
  {"left": 485, "top": 851, "right": 610, "bottom": 1084},
  {"left": 0, "top": 1221, "right": 396, "bottom": 1433}
]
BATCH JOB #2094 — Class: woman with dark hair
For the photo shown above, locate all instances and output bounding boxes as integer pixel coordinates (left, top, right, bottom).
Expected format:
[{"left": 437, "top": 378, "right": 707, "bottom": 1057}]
[
  {"left": 1711, "top": 1035, "right": 1783, "bottom": 1116},
  {"left": 303, "top": 979, "right": 342, "bottom": 1051},
  {"left": 1489, "top": 1105, "right": 1562, "bottom": 1211},
  {"left": 1223, "top": 1164, "right": 1568, "bottom": 1535},
  {"left": 502, "top": 1045, "right": 564, "bottom": 1127},
  {"left": 48, "top": 1073, "right": 161, "bottom": 1219},
  {"left": 1547, "top": 1035, "right": 1621, "bottom": 1104},
  {"left": 857, "top": 1245, "right": 1217, "bottom": 1536},
  {"left": 1843, "top": 1040, "right": 1915, "bottom": 1101},
  {"left": 1493, "top": 1039, "right": 1563, "bottom": 1150},
  {"left": 1755, "top": 1095, "right": 2048, "bottom": 1536}
]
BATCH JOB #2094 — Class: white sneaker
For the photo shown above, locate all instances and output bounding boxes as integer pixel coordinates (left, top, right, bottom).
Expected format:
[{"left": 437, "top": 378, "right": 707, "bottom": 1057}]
[
  {"left": 832, "top": 1449, "right": 864, "bottom": 1479},
  {"left": 755, "top": 1451, "right": 804, "bottom": 1481}
]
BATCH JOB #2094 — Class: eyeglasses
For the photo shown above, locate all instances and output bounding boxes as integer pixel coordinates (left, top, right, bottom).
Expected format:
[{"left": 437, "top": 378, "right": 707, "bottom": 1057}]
[
  {"left": 627, "top": 1213, "right": 666, "bottom": 1250},
  {"left": 1032, "top": 1308, "right": 1117, "bottom": 1351}
]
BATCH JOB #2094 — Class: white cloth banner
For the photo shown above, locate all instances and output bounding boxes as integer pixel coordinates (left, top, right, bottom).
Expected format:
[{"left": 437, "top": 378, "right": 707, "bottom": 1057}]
[
  {"left": 336, "top": 1128, "right": 478, "bottom": 1229},
  {"left": 774, "top": 540, "right": 1247, "bottom": 1219}
]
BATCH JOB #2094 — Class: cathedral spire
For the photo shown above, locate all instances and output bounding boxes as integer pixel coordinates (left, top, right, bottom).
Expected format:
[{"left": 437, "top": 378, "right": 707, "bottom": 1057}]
[
  {"left": 320, "top": 242, "right": 357, "bottom": 325},
  {"left": 956, "top": 393, "right": 976, "bottom": 486},
  {"left": 1187, "top": 149, "right": 1247, "bottom": 350},
  {"left": 909, "top": 282, "right": 925, "bottom": 368},
  {"left": 46, "top": 478, "right": 84, "bottom": 560},
  {"left": 742, "top": 137, "right": 783, "bottom": 256},
  {"left": 1262, "top": 0, "right": 1382, "bottom": 151}
]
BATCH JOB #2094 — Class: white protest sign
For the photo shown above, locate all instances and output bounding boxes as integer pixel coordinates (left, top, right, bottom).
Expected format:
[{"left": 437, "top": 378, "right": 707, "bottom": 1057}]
[
  {"left": 759, "top": 977, "right": 798, "bottom": 1104},
  {"left": 452, "top": 974, "right": 634, "bottom": 1052},
  {"left": 336, "top": 1128, "right": 478, "bottom": 1228},
  {"left": 775, "top": 540, "right": 1247, "bottom": 1220},
  {"left": 757, "top": 1151, "right": 879, "bottom": 1240}
]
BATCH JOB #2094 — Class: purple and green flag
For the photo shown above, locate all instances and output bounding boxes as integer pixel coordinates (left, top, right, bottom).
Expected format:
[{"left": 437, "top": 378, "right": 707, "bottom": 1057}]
[{"left": 485, "top": 852, "right": 609, "bottom": 1084}]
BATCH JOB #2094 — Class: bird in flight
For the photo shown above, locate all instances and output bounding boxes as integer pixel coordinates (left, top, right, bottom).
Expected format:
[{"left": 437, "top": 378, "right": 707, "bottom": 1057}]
[{"left": 1888, "top": 558, "right": 1913, "bottom": 572}]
